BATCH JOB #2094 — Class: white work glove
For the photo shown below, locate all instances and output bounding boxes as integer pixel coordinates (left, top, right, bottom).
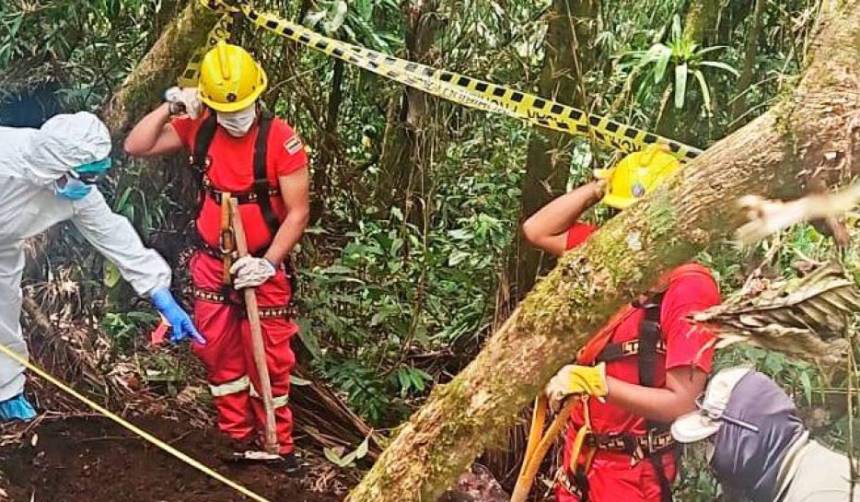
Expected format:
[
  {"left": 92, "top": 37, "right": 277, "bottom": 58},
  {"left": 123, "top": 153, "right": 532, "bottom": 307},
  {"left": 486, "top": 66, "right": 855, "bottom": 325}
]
[
  {"left": 230, "top": 256, "right": 277, "bottom": 290},
  {"left": 165, "top": 86, "right": 202, "bottom": 119}
]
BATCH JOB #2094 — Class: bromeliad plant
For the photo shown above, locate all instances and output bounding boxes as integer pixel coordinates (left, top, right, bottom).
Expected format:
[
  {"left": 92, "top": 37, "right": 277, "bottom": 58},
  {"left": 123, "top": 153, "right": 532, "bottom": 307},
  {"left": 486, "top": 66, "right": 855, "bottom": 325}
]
[{"left": 620, "top": 14, "right": 739, "bottom": 116}]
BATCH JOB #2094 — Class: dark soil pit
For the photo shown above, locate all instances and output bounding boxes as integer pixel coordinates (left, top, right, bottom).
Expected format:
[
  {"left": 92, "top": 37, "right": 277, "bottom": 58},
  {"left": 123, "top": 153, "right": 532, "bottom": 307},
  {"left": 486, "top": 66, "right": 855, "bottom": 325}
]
[{"left": 0, "top": 416, "right": 345, "bottom": 501}]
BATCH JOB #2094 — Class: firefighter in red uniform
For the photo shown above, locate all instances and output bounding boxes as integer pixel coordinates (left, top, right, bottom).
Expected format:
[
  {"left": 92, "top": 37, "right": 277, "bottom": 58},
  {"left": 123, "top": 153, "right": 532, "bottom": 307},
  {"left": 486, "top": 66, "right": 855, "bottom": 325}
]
[
  {"left": 522, "top": 146, "right": 720, "bottom": 501},
  {"left": 125, "top": 42, "right": 309, "bottom": 471}
]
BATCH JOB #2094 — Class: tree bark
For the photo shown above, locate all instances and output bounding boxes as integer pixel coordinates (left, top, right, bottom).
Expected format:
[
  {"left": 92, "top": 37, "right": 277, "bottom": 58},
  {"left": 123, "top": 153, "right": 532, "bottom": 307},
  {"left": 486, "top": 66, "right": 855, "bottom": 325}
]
[
  {"left": 375, "top": 0, "right": 440, "bottom": 214},
  {"left": 310, "top": 59, "right": 346, "bottom": 224},
  {"left": 347, "top": 1, "right": 860, "bottom": 499},
  {"left": 730, "top": 0, "right": 767, "bottom": 125},
  {"left": 102, "top": 0, "right": 219, "bottom": 134},
  {"left": 508, "top": 0, "right": 599, "bottom": 298},
  {"left": 682, "top": 0, "right": 721, "bottom": 44}
]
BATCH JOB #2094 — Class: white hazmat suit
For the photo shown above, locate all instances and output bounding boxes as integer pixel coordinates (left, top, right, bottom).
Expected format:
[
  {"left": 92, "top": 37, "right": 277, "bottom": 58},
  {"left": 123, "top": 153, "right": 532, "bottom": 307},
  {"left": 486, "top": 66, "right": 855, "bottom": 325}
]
[{"left": 0, "top": 112, "right": 172, "bottom": 403}]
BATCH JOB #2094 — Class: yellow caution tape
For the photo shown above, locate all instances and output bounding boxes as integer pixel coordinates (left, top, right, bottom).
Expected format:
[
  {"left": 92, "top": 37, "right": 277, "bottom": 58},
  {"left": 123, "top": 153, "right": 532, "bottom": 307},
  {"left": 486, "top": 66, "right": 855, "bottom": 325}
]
[
  {"left": 189, "top": 0, "right": 703, "bottom": 161},
  {"left": 0, "top": 342, "right": 270, "bottom": 502},
  {"left": 177, "top": 13, "right": 236, "bottom": 88}
]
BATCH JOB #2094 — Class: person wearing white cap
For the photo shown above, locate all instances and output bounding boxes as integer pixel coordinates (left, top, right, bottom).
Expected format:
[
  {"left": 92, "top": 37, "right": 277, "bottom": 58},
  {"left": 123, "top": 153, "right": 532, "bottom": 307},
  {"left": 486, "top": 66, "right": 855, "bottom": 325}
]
[
  {"left": 0, "top": 112, "right": 204, "bottom": 422},
  {"left": 672, "top": 367, "right": 858, "bottom": 501}
]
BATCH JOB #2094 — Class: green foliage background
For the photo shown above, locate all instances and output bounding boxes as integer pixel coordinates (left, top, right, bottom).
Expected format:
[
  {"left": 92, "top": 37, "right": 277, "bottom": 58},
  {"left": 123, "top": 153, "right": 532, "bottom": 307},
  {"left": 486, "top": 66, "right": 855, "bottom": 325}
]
[{"left": 2, "top": 0, "right": 853, "bottom": 498}]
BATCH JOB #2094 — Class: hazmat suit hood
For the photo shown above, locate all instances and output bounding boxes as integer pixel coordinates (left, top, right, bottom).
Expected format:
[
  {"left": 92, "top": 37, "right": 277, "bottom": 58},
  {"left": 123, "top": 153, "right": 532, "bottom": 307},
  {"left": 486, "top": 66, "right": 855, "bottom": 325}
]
[{"left": 18, "top": 112, "right": 111, "bottom": 185}]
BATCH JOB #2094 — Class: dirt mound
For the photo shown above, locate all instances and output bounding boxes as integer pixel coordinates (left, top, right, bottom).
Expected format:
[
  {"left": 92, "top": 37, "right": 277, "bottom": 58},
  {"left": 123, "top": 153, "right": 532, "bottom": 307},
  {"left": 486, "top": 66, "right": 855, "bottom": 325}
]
[{"left": 0, "top": 416, "right": 346, "bottom": 501}]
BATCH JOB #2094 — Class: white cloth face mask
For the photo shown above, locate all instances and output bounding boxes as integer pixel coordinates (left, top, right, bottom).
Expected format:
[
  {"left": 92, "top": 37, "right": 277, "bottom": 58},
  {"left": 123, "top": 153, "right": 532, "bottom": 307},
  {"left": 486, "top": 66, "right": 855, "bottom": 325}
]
[{"left": 217, "top": 105, "right": 257, "bottom": 137}]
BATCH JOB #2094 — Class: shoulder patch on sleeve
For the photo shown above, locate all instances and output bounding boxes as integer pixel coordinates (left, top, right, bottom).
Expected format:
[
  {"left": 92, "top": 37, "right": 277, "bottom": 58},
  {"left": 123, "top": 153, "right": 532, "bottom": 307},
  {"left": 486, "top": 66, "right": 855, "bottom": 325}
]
[{"left": 284, "top": 136, "right": 303, "bottom": 155}]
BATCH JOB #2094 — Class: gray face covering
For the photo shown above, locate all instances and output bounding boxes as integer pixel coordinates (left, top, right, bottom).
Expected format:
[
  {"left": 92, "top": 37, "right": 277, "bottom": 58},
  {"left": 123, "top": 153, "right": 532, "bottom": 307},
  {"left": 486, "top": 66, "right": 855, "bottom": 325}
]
[{"left": 710, "top": 372, "right": 805, "bottom": 502}]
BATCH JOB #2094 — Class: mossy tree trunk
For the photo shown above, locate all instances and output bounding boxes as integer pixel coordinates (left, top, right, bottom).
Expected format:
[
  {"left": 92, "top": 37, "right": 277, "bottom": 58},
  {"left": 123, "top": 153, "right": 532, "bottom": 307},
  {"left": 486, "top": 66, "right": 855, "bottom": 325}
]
[
  {"left": 347, "top": 1, "right": 860, "bottom": 499},
  {"left": 102, "top": 0, "right": 219, "bottom": 134},
  {"left": 508, "top": 0, "right": 599, "bottom": 298}
]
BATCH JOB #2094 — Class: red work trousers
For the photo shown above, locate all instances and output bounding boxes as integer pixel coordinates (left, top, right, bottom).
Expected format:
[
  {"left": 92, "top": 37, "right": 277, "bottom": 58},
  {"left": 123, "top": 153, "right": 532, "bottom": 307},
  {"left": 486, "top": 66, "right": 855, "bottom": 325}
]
[
  {"left": 556, "top": 437, "right": 676, "bottom": 501},
  {"left": 190, "top": 251, "right": 298, "bottom": 454}
]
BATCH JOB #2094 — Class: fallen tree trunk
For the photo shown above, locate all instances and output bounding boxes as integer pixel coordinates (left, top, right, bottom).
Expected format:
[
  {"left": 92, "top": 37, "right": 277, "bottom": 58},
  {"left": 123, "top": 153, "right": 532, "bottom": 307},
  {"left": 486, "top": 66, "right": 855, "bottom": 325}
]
[
  {"left": 348, "top": 1, "right": 860, "bottom": 499},
  {"left": 102, "top": 0, "right": 219, "bottom": 133}
]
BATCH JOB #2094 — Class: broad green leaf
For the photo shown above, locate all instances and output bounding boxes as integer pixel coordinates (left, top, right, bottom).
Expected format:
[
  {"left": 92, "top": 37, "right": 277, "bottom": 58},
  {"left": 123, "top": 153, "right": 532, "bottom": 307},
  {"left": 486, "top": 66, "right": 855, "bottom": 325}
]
[
  {"left": 354, "top": 434, "right": 370, "bottom": 459},
  {"left": 698, "top": 60, "right": 740, "bottom": 77},
  {"left": 103, "top": 261, "right": 121, "bottom": 288},
  {"left": 696, "top": 45, "right": 729, "bottom": 57},
  {"left": 448, "top": 249, "right": 470, "bottom": 266},
  {"left": 322, "top": 0, "right": 348, "bottom": 34},
  {"left": 303, "top": 10, "right": 326, "bottom": 27},
  {"left": 671, "top": 14, "right": 682, "bottom": 42},
  {"left": 397, "top": 369, "right": 411, "bottom": 395},
  {"left": 674, "top": 63, "right": 688, "bottom": 109},
  {"left": 693, "top": 69, "right": 712, "bottom": 116},
  {"left": 653, "top": 45, "right": 672, "bottom": 83},
  {"left": 323, "top": 446, "right": 352, "bottom": 467}
]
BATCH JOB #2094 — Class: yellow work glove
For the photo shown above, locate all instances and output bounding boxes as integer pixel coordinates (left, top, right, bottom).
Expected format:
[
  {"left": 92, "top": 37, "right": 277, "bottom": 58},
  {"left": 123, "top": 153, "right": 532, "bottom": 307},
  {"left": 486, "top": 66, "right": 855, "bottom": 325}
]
[{"left": 545, "top": 363, "right": 608, "bottom": 411}]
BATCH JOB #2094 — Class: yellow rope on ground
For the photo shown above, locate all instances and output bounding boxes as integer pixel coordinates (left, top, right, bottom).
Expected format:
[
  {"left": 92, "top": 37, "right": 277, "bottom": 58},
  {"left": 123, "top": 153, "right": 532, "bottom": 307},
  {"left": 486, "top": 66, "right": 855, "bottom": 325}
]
[{"left": 0, "top": 342, "right": 271, "bottom": 502}]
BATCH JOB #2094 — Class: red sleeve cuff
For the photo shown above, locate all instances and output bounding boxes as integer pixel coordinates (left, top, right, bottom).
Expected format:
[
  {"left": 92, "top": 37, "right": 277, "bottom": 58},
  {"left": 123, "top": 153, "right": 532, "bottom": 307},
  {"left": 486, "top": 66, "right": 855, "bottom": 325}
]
[{"left": 565, "top": 223, "right": 598, "bottom": 250}]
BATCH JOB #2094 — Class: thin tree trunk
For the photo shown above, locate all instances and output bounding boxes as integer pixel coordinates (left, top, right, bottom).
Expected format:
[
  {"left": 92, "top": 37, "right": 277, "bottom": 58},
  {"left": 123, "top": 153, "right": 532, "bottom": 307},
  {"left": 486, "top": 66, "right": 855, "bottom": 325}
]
[
  {"left": 102, "top": 0, "right": 219, "bottom": 134},
  {"left": 508, "top": 0, "right": 599, "bottom": 298},
  {"left": 310, "top": 59, "right": 346, "bottom": 223},
  {"left": 375, "top": 0, "right": 440, "bottom": 213},
  {"left": 731, "top": 0, "right": 767, "bottom": 125},
  {"left": 682, "top": 0, "right": 721, "bottom": 43},
  {"left": 348, "top": 1, "right": 860, "bottom": 499}
]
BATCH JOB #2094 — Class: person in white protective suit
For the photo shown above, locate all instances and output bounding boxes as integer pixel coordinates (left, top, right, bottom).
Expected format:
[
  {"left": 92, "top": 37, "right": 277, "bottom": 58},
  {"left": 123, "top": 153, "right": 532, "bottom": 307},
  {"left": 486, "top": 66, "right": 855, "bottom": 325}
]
[{"left": 0, "top": 112, "right": 205, "bottom": 421}]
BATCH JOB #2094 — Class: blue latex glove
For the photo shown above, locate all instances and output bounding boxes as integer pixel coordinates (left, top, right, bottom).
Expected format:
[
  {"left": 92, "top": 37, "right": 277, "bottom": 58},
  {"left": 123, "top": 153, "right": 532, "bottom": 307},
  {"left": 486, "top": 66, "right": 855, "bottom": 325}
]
[
  {"left": 54, "top": 176, "right": 93, "bottom": 200},
  {"left": 150, "top": 288, "right": 206, "bottom": 345},
  {"left": 0, "top": 393, "right": 36, "bottom": 421}
]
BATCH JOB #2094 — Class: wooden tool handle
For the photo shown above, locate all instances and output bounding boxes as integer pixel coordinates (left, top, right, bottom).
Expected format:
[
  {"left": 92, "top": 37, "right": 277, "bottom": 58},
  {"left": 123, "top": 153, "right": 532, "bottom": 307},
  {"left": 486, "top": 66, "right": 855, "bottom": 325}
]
[{"left": 229, "top": 199, "right": 280, "bottom": 455}]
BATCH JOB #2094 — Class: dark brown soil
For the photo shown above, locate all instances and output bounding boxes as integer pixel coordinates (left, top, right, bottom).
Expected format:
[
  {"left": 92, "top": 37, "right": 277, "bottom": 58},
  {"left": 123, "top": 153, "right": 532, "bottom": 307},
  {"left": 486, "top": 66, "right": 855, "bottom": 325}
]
[{"left": 0, "top": 416, "right": 344, "bottom": 501}]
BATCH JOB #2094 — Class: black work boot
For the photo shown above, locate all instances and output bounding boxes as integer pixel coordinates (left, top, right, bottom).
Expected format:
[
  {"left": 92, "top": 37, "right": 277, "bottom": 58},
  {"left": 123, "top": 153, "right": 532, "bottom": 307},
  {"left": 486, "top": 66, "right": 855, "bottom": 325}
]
[
  {"left": 219, "top": 436, "right": 260, "bottom": 462},
  {"left": 282, "top": 452, "right": 302, "bottom": 475}
]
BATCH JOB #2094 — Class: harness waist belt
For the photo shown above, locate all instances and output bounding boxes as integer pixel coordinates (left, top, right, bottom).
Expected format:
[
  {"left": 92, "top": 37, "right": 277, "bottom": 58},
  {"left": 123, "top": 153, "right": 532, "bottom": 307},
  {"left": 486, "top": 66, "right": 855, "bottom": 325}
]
[
  {"left": 585, "top": 428, "right": 675, "bottom": 457},
  {"left": 193, "top": 288, "right": 291, "bottom": 319},
  {"left": 204, "top": 182, "right": 280, "bottom": 205}
]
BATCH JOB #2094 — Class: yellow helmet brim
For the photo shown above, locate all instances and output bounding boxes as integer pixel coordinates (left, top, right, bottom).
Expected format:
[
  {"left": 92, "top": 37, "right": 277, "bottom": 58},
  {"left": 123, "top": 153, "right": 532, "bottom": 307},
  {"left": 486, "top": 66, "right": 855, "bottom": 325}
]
[
  {"left": 200, "top": 63, "right": 268, "bottom": 112},
  {"left": 601, "top": 193, "right": 637, "bottom": 210}
]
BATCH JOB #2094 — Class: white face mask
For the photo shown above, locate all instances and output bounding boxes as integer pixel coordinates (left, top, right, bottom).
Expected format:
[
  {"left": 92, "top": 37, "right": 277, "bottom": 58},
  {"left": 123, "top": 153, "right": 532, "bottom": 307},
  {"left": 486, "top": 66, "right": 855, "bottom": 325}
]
[{"left": 217, "top": 105, "right": 257, "bottom": 137}]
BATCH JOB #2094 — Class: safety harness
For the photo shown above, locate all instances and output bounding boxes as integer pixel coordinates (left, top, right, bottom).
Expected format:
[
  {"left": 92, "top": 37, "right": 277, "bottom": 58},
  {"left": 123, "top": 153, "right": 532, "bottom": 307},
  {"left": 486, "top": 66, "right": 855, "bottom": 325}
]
[
  {"left": 188, "top": 110, "right": 296, "bottom": 314},
  {"left": 556, "top": 264, "right": 713, "bottom": 502},
  {"left": 190, "top": 110, "right": 282, "bottom": 240}
]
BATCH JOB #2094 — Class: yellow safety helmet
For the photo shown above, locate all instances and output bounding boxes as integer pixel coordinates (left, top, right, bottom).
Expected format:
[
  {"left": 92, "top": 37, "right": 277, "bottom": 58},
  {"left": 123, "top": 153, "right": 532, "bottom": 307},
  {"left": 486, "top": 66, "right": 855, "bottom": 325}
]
[
  {"left": 594, "top": 145, "right": 683, "bottom": 209},
  {"left": 198, "top": 42, "right": 268, "bottom": 112}
]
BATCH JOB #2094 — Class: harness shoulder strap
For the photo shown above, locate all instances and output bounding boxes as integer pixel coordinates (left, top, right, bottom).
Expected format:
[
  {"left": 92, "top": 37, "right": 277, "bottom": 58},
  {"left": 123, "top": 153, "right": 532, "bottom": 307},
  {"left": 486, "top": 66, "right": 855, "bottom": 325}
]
[
  {"left": 637, "top": 292, "right": 663, "bottom": 388},
  {"left": 192, "top": 113, "right": 218, "bottom": 174},
  {"left": 637, "top": 292, "right": 675, "bottom": 502},
  {"left": 253, "top": 113, "right": 280, "bottom": 239},
  {"left": 191, "top": 113, "right": 218, "bottom": 218}
]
